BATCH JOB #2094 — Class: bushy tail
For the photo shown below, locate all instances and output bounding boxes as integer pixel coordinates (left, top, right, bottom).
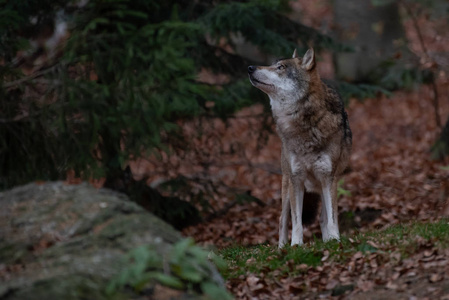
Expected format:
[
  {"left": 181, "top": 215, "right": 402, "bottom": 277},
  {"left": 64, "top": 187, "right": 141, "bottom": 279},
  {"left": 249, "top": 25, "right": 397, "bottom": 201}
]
[{"left": 303, "top": 192, "right": 320, "bottom": 225}]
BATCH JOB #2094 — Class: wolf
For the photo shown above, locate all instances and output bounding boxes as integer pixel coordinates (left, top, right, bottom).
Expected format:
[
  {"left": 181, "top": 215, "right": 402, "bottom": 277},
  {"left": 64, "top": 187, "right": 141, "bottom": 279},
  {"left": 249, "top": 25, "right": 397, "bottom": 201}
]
[{"left": 248, "top": 48, "right": 352, "bottom": 247}]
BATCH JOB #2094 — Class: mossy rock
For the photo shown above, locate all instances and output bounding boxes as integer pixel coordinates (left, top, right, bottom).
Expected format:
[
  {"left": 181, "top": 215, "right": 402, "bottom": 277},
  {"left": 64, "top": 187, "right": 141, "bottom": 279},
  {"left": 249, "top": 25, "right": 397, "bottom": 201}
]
[{"left": 0, "top": 182, "right": 224, "bottom": 300}]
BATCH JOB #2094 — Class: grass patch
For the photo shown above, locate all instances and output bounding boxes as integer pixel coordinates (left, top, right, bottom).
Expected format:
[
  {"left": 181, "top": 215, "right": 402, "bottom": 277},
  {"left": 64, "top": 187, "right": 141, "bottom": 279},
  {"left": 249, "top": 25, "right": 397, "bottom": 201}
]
[
  {"left": 221, "top": 219, "right": 449, "bottom": 280},
  {"left": 220, "top": 243, "right": 322, "bottom": 279}
]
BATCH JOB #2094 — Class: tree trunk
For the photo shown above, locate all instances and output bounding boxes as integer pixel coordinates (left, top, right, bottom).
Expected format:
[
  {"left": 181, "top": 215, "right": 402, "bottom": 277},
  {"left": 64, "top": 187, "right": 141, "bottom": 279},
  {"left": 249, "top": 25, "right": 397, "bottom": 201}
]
[
  {"left": 432, "top": 117, "right": 449, "bottom": 159},
  {"left": 333, "top": 1, "right": 405, "bottom": 81}
]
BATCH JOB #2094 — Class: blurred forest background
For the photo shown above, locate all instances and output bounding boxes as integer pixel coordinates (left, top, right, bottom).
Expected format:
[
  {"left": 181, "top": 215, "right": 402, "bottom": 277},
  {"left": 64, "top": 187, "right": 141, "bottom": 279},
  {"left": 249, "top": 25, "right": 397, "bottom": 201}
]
[{"left": 1, "top": 0, "right": 449, "bottom": 243}]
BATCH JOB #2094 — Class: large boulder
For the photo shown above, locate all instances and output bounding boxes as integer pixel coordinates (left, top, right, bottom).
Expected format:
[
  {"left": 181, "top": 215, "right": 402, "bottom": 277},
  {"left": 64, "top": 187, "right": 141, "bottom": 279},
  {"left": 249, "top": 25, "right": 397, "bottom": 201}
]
[{"left": 0, "top": 182, "right": 226, "bottom": 300}]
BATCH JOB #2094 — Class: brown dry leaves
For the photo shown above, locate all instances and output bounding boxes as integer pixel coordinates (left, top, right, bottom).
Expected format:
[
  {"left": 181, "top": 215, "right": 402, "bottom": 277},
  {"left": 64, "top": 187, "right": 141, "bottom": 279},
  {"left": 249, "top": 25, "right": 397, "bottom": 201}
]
[
  {"left": 178, "top": 82, "right": 449, "bottom": 248},
  {"left": 130, "top": 80, "right": 449, "bottom": 299},
  {"left": 127, "top": 2, "right": 449, "bottom": 298},
  {"left": 132, "top": 28, "right": 449, "bottom": 300},
  {"left": 163, "top": 71, "right": 449, "bottom": 299},
  {"left": 224, "top": 236, "right": 449, "bottom": 299}
]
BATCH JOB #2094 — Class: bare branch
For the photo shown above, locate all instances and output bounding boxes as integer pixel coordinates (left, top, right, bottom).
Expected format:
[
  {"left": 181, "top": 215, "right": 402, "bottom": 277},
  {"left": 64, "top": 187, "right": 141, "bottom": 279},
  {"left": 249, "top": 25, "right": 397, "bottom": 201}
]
[
  {"left": 400, "top": 0, "right": 441, "bottom": 129},
  {"left": 2, "top": 64, "right": 62, "bottom": 90}
]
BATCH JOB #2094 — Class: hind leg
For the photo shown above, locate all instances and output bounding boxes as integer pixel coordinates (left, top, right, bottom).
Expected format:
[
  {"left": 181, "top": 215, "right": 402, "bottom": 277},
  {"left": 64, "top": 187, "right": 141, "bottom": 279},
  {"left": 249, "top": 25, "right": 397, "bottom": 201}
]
[
  {"left": 331, "top": 179, "right": 340, "bottom": 236},
  {"left": 319, "top": 200, "right": 329, "bottom": 241},
  {"left": 279, "top": 175, "right": 290, "bottom": 248},
  {"left": 321, "top": 178, "right": 340, "bottom": 241}
]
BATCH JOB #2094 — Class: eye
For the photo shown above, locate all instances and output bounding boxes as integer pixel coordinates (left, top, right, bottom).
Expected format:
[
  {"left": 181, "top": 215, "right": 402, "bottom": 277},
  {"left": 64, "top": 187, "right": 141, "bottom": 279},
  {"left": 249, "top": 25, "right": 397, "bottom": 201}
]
[{"left": 277, "top": 64, "right": 285, "bottom": 70}]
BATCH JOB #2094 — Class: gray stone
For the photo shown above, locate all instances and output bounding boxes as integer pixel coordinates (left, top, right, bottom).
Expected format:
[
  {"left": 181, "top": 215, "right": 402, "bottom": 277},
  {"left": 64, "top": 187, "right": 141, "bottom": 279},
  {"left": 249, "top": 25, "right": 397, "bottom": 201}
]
[{"left": 0, "top": 182, "right": 222, "bottom": 300}]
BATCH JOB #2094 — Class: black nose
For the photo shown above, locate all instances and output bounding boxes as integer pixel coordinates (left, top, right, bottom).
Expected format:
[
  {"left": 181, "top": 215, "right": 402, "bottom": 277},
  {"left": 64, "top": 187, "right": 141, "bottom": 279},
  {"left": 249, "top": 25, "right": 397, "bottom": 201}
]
[{"left": 248, "top": 65, "right": 256, "bottom": 74}]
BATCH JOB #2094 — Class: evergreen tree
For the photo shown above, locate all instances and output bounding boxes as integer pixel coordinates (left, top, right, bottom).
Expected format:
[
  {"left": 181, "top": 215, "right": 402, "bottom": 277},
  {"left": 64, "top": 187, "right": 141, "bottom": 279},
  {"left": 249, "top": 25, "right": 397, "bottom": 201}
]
[
  {"left": 1, "top": 0, "right": 342, "bottom": 189},
  {"left": 1, "top": 0, "right": 344, "bottom": 225}
]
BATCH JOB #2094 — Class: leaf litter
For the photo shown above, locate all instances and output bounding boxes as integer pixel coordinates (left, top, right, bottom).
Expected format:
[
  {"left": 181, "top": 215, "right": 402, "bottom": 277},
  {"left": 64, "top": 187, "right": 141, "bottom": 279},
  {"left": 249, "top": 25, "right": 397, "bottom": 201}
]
[
  {"left": 78, "top": 2, "right": 449, "bottom": 298},
  {"left": 133, "top": 75, "right": 449, "bottom": 298},
  {"left": 131, "top": 8, "right": 449, "bottom": 298}
]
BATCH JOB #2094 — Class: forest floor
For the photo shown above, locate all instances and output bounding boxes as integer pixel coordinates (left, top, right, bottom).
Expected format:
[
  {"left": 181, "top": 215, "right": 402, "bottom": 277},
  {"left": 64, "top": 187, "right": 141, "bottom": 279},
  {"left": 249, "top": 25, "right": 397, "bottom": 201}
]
[
  {"left": 132, "top": 2, "right": 449, "bottom": 298},
  {"left": 180, "top": 83, "right": 449, "bottom": 248},
  {"left": 176, "top": 82, "right": 449, "bottom": 299},
  {"left": 131, "top": 75, "right": 449, "bottom": 299},
  {"left": 4, "top": 1, "right": 449, "bottom": 299},
  {"left": 221, "top": 220, "right": 449, "bottom": 299}
]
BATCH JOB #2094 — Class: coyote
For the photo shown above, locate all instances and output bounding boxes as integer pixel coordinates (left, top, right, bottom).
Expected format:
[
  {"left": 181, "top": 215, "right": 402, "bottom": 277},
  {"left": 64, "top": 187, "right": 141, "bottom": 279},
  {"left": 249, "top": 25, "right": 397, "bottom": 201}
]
[{"left": 248, "top": 48, "right": 352, "bottom": 247}]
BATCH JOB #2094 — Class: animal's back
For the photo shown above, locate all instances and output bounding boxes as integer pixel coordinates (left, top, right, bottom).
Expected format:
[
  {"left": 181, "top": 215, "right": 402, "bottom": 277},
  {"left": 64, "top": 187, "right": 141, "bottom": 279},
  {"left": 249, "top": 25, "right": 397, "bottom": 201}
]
[
  {"left": 322, "top": 81, "right": 352, "bottom": 148},
  {"left": 322, "top": 81, "right": 352, "bottom": 176}
]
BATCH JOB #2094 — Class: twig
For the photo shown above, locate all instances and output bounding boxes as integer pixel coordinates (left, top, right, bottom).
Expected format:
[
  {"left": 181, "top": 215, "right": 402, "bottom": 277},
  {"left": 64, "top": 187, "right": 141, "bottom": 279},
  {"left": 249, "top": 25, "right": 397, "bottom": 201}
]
[
  {"left": 400, "top": 0, "right": 442, "bottom": 129},
  {"left": 0, "top": 115, "right": 30, "bottom": 124},
  {"left": 204, "top": 199, "right": 240, "bottom": 222},
  {"left": 2, "top": 64, "right": 61, "bottom": 89},
  {"left": 401, "top": 1, "right": 428, "bottom": 58},
  {"left": 202, "top": 112, "right": 269, "bottom": 119},
  {"left": 431, "top": 80, "right": 442, "bottom": 128},
  {"left": 204, "top": 191, "right": 266, "bottom": 222}
]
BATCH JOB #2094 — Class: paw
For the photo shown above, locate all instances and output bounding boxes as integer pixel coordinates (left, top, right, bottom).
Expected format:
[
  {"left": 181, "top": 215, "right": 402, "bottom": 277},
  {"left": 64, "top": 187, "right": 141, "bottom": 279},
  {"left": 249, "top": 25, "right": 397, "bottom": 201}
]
[
  {"left": 291, "top": 225, "right": 304, "bottom": 246},
  {"left": 279, "top": 236, "right": 288, "bottom": 248},
  {"left": 320, "top": 222, "right": 329, "bottom": 241},
  {"left": 323, "top": 234, "right": 340, "bottom": 242},
  {"left": 291, "top": 238, "right": 304, "bottom": 246},
  {"left": 323, "top": 225, "right": 340, "bottom": 242}
]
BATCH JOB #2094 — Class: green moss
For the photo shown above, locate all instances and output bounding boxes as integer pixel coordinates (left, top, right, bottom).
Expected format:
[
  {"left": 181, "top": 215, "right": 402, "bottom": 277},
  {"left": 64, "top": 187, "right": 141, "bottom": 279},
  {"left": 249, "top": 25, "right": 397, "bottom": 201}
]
[{"left": 221, "top": 219, "right": 449, "bottom": 280}]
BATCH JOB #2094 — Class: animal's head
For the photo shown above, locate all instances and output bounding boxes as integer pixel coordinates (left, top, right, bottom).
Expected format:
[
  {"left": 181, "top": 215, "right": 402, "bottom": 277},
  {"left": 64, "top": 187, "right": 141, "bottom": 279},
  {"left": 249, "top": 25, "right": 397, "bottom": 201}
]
[{"left": 248, "top": 48, "right": 317, "bottom": 102}]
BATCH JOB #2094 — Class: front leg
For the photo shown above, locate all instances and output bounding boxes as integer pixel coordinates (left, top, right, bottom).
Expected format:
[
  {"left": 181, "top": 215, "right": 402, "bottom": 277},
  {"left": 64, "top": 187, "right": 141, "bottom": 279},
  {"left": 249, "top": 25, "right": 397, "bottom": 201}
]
[
  {"left": 321, "top": 178, "right": 340, "bottom": 241},
  {"left": 279, "top": 175, "right": 290, "bottom": 248},
  {"left": 290, "top": 178, "right": 305, "bottom": 246}
]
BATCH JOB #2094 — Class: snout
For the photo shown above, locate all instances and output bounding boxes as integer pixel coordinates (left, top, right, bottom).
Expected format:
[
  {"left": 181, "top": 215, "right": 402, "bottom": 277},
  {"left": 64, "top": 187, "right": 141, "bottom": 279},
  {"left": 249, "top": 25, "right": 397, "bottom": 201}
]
[
  {"left": 248, "top": 65, "right": 257, "bottom": 74},
  {"left": 247, "top": 65, "right": 275, "bottom": 93}
]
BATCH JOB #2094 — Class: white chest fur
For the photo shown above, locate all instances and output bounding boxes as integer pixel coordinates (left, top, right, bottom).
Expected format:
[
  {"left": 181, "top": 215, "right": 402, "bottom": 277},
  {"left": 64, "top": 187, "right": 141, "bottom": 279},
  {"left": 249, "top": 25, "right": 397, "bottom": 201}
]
[{"left": 288, "top": 151, "right": 332, "bottom": 192}]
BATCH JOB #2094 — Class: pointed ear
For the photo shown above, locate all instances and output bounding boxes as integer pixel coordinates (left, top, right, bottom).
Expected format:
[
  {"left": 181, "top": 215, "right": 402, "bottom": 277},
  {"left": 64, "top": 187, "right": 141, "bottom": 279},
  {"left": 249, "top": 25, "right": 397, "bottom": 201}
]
[
  {"left": 292, "top": 48, "right": 298, "bottom": 58},
  {"left": 302, "top": 48, "right": 315, "bottom": 70}
]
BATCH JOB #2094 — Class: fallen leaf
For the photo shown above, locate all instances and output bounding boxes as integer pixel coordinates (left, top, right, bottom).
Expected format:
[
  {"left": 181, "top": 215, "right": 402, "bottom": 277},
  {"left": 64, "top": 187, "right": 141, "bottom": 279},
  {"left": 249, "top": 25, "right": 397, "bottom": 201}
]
[
  {"left": 429, "top": 273, "right": 442, "bottom": 283},
  {"left": 246, "top": 275, "right": 259, "bottom": 287},
  {"left": 357, "top": 280, "right": 374, "bottom": 292},
  {"left": 386, "top": 281, "right": 398, "bottom": 290},
  {"left": 353, "top": 252, "right": 363, "bottom": 260},
  {"left": 325, "top": 279, "right": 339, "bottom": 290}
]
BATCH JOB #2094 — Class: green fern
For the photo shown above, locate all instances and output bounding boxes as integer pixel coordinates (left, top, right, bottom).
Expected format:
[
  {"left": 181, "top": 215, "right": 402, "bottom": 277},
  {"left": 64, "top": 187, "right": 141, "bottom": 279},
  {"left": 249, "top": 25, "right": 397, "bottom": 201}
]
[{"left": 107, "top": 238, "right": 232, "bottom": 299}]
